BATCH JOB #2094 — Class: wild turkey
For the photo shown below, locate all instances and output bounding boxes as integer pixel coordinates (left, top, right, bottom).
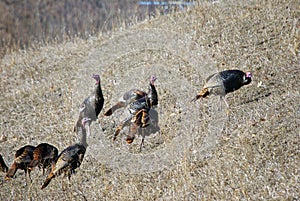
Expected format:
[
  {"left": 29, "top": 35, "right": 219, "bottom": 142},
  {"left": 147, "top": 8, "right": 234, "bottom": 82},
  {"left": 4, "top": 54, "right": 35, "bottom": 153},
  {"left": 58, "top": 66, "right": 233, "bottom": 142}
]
[
  {"left": 192, "top": 70, "right": 252, "bottom": 107},
  {"left": 112, "top": 75, "right": 158, "bottom": 150},
  {"left": 0, "top": 154, "right": 8, "bottom": 173},
  {"left": 104, "top": 75, "right": 158, "bottom": 116},
  {"left": 74, "top": 74, "right": 104, "bottom": 132},
  {"left": 5, "top": 145, "right": 35, "bottom": 180},
  {"left": 41, "top": 117, "right": 91, "bottom": 189},
  {"left": 28, "top": 143, "right": 58, "bottom": 175}
]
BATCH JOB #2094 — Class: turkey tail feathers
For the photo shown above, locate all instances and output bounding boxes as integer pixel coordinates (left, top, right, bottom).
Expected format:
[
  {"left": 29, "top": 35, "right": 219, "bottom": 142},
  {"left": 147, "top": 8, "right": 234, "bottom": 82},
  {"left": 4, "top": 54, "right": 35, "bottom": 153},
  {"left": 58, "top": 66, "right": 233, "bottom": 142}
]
[
  {"left": 191, "top": 88, "right": 209, "bottom": 102},
  {"left": 41, "top": 172, "right": 55, "bottom": 189},
  {"left": 5, "top": 163, "right": 17, "bottom": 179}
]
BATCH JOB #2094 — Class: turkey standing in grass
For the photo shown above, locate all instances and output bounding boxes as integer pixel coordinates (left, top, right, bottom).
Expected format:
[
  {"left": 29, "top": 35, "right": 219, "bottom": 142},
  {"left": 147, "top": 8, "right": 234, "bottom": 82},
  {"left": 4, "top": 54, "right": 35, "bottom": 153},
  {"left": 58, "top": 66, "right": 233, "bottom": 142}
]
[
  {"left": 192, "top": 70, "right": 252, "bottom": 107},
  {"left": 112, "top": 75, "right": 158, "bottom": 150},
  {"left": 41, "top": 117, "right": 91, "bottom": 189},
  {"left": 28, "top": 143, "right": 58, "bottom": 175},
  {"left": 0, "top": 154, "right": 8, "bottom": 173},
  {"left": 5, "top": 145, "right": 35, "bottom": 180},
  {"left": 74, "top": 74, "right": 104, "bottom": 132},
  {"left": 104, "top": 75, "right": 158, "bottom": 116}
]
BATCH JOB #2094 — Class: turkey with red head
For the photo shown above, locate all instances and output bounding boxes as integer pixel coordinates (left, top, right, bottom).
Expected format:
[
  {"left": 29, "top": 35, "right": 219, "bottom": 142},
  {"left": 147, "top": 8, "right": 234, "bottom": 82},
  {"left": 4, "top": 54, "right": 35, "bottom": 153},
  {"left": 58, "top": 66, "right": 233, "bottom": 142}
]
[
  {"left": 5, "top": 145, "right": 35, "bottom": 180},
  {"left": 192, "top": 70, "right": 252, "bottom": 107},
  {"left": 74, "top": 74, "right": 104, "bottom": 132},
  {"left": 41, "top": 117, "right": 91, "bottom": 189},
  {"left": 28, "top": 143, "right": 58, "bottom": 175}
]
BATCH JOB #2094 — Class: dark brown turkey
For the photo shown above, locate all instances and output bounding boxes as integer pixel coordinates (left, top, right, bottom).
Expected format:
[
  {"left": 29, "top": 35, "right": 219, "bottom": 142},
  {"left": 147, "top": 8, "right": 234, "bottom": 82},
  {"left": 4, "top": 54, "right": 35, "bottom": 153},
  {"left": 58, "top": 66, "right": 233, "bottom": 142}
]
[
  {"left": 104, "top": 75, "right": 158, "bottom": 116},
  {"left": 192, "top": 70, "right": 252, "bottom": 107},
  {"left": 112, "top": 75, "right": 158, "bottom": 150},
  {"left": 41, "top": 117, "right": 91, "bottom": 189},
  {"left": 0, "top": 154, "right": 8, "bottom": 173},
  {"left": 5, "top": 145, "right": 35, "bottom": 180},
  {"left": 28, "top": 143, "right": 58, "bottom": 175},
  {"left": 74, "top": 74, "right": 104, "bottom": 132}
]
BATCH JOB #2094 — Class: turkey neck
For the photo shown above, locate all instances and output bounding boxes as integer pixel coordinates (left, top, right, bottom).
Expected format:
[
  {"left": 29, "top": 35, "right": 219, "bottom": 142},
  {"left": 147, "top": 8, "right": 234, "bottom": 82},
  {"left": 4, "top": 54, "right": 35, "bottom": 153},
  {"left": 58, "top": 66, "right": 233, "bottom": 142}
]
[
  {"left": 148, "top": 83, "right": 158, "bottom": 106},
  {"left": 95, "top": 81, "right": 103, "bottom": 101},
  {"left": 78, "top": 124, "right": 89, "bottom": 148}
]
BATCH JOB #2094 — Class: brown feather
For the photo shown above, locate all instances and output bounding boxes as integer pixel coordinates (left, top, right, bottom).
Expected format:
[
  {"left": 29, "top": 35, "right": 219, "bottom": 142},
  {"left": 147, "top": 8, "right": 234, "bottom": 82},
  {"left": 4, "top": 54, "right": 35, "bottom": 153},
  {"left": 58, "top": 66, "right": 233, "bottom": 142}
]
[
  {"left": 141, "top": 110, "right": 150, "bottom": 128},
  {"left": 28, "top": 143, "right": 58, "bottom": 175},
  {"left": 41, "top": 172, "right": 55, "bottom": 189},
  {"left": 191, "top": 88, "right": 209, "bottom": 102},
  {"left": 5, "top": 145, "right": 35, "bottom": 179},
  {"left": 126, "top": 122, "right": 139, "bottom": 144},
  {"left": 5, "top": 163, "right": 17, "bottom": 180}
]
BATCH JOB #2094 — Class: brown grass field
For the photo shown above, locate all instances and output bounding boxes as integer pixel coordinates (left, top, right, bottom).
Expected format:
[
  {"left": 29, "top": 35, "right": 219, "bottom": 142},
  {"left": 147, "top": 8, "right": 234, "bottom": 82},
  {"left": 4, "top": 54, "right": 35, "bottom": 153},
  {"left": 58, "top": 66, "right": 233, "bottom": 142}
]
[{"left": 0, "top": 0, "right": 299, "bottom": 200}]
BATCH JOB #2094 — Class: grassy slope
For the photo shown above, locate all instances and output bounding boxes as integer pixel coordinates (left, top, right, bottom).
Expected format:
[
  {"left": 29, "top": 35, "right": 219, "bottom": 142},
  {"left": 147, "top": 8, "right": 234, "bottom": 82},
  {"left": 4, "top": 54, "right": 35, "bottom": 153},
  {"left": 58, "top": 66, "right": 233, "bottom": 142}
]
[{"left": 0, "top": 0, "right": 299, "bottom": 200}]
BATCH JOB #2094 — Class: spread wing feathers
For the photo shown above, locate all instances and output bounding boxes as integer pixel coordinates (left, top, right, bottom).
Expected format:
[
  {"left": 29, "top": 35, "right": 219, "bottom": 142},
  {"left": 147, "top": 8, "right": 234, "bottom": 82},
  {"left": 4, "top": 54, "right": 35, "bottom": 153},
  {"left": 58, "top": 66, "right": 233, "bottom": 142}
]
[
  {"left": 105, "top": 89, "right": 147, "bottom": 116},
  {"left": 123, "top": 89, "right": 147, "bottom": 103},
  {"left": 104, "top": 101, "right": 126, "bottom": 116}
]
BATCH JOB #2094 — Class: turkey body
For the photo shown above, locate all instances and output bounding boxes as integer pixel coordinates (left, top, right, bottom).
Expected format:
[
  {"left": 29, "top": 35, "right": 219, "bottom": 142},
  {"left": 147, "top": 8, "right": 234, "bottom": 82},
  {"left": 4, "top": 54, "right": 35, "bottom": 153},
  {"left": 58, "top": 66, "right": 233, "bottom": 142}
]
[
  {"left": 41, "top": 144, "right": 86, "bottom": 189},
  {"left": 42, "top": 118, "right": 90, "bottom": 189},
  {"left": 5, "top": 145, "right": 35, "bottom": 180},
  {"left": 192, "top": 70, "right": 252, "bottom": 106},
  {"left": 112, "top": 76, "right": 158, "bottom": 150},
  {"left": 74, "top": 74, "right": 104, "bottom": 132},
  {"left": 28, "top": 143, "right": 58, "bottom": 175}
]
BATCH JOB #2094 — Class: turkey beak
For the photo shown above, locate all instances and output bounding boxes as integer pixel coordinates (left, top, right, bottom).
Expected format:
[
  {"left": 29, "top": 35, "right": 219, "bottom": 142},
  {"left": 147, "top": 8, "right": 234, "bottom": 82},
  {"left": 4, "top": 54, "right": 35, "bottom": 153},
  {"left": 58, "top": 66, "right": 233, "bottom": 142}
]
[
  {"left": 150, "top": 75, "right": 157, "bottom": 84},
  {"left": 92, "top": 74, "right": 100, "bottom": 84}
]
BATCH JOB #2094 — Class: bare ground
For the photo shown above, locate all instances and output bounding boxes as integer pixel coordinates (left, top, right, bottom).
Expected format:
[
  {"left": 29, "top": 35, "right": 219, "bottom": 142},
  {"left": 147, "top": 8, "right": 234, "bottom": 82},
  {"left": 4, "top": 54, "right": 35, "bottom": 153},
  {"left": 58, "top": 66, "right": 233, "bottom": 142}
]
[{"left": 0, "top": 0, "right": 299, "bottom": 200}]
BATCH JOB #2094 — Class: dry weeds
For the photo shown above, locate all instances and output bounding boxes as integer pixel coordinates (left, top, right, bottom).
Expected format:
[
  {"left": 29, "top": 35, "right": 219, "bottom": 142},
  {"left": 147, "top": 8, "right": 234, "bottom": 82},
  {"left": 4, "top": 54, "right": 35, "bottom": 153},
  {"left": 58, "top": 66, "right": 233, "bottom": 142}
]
[{"left": 0, "top": 0, "right": 299, "bottom": 200}]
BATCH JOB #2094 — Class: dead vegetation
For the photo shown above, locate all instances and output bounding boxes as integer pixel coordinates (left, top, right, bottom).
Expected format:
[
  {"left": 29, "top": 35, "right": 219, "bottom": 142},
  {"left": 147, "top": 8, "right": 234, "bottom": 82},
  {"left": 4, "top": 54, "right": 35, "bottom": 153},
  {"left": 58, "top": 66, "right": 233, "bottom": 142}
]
[{"left": 0, "top": 0, "right": 299, "bottom": 200}]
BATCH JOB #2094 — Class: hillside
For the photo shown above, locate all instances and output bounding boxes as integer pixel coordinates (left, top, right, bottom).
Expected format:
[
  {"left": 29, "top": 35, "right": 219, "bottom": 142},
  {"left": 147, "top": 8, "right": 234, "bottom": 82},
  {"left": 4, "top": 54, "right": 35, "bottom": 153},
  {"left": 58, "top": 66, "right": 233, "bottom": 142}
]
[{"left": 0, "top": 0, "right": 299, "bottom": 200}]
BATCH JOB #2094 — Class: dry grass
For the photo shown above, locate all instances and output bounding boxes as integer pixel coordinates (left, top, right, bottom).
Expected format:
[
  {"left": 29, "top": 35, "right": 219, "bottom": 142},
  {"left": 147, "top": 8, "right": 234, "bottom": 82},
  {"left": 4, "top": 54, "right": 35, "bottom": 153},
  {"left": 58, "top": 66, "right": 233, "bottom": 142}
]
[
  {"left": 0, "top": 0, "right": 299, "bottom": 200},
  {"left": 0, "top": 0, "right": 154, "bottom": 57}
]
